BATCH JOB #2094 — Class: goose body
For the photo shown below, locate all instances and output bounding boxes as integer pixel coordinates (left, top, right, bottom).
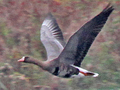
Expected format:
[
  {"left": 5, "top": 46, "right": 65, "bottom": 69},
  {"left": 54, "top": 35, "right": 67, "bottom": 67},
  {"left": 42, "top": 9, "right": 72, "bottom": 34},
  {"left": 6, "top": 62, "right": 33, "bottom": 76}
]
[{"left": 18, "top": 4, "right": 114, "bottom": 78}]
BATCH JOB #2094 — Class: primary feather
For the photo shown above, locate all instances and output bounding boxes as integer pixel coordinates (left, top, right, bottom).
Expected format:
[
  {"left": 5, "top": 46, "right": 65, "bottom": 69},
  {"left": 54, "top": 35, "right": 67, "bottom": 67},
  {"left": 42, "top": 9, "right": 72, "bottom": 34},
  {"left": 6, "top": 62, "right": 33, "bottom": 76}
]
[
  {"left": 18, "top": 4, "right": 114, "bottom": 78},
  {"left": 40, "top": 13, "right": 66, "bottom": 61},
  {"left": 58, "top": 4, "right": 114, "bottom": 66}
]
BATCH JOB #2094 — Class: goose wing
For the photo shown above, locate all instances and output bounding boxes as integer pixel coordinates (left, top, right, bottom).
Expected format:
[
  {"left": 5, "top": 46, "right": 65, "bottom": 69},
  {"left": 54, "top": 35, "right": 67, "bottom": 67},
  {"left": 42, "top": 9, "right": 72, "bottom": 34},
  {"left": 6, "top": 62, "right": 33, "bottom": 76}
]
[
  {"left": 58, "top": 4, "right": 114, "bottom": 66},
  {"left": 40, "top": 13, "right": 66, "bottom": 61}
]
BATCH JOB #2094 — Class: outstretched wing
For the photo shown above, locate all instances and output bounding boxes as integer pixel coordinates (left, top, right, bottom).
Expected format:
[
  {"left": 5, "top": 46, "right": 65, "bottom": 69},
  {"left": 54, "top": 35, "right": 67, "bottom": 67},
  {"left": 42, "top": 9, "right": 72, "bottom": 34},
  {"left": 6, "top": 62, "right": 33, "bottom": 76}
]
[
  {"left": 58, "top": 4, "right": 114, "bottom": 66},
  {"left": 40, "top": 13, "right": 66, "bottom": 61}
]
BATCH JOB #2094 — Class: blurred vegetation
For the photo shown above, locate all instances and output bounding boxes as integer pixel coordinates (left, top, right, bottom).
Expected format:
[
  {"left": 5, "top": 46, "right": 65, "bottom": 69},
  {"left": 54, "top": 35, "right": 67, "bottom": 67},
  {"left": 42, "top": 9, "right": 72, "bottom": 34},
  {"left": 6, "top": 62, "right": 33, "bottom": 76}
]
[{"left": 0, "top": 0, "right": 120, "bottom": 90}]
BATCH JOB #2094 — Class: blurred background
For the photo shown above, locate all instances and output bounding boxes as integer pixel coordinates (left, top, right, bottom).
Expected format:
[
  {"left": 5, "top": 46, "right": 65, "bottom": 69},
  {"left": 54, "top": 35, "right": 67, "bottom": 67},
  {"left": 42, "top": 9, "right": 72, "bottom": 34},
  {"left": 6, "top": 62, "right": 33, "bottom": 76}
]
[{"left": 0, "top": 0, "right": 120, "bottom": 90}]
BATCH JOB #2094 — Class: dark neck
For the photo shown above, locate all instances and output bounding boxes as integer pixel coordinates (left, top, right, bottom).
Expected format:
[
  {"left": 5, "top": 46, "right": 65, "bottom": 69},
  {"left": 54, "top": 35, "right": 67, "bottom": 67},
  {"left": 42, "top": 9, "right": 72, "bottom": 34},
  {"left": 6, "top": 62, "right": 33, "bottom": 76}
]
[{"left": 25, "top": 58, "right": 49, "bottom": 70}]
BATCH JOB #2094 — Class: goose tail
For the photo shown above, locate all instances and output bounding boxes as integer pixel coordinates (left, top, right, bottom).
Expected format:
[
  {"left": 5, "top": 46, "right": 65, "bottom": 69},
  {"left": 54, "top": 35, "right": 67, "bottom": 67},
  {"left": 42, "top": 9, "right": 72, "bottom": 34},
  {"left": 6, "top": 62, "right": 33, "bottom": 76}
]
[{"left": 71, "top": 65, "right": 99, "bottom": 78}]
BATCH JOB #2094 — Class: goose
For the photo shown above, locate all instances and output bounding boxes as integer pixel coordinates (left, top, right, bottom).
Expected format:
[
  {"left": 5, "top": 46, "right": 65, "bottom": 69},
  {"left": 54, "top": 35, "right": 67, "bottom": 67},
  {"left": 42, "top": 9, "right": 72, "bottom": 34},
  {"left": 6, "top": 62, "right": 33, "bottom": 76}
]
[{"left": 18, "top": 4, "right": 114, "bottom": 78}]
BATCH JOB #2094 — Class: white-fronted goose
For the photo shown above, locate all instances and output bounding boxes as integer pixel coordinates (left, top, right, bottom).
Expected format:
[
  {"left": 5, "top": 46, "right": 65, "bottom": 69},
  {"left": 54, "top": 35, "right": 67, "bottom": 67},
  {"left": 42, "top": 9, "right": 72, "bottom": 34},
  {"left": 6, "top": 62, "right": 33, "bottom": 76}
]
[{"left": 18, "top": 4, "right": 114, "bottom": 78}]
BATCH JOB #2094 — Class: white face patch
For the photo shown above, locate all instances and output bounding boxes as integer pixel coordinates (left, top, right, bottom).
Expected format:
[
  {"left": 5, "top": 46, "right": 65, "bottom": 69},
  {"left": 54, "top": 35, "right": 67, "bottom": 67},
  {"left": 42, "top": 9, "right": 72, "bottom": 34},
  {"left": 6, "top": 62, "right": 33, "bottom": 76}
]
[
  {"left": 22, "top": 56, "right": 25, "bottom": 60},
  {"left": 18, "top": 56, "right": 26, "bottom": 62}
]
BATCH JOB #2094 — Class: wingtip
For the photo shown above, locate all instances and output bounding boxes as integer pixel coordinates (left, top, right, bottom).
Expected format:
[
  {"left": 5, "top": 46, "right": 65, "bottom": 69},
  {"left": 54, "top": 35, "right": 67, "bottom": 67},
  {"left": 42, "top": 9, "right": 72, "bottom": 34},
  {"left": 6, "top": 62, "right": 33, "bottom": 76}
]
[
  {"left": 42, "top": 12, "right": 55, "bottom": 26},
  {"left": 46, "top": 12, "right": 54, "bottom": 19},
  {"left": 103, "top": 3, "right": 114, "bottom": 12},
  {"left": 99, "top": 3, "right": 114, "bottom": 18}
]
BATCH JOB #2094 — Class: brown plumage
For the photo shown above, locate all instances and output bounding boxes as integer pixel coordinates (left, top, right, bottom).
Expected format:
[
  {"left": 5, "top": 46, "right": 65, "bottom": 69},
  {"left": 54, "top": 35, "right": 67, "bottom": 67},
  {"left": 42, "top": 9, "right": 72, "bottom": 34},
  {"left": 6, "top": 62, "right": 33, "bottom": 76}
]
[{"left": 18, "top": 4, "right": 114, "bottom": 78}]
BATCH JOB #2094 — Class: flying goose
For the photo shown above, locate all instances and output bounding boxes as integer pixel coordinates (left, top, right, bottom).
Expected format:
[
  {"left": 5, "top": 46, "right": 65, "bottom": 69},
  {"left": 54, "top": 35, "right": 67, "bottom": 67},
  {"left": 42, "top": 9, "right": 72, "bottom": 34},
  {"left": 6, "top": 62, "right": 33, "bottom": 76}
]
[{"left": 18, "top": 4, "right": 114, "bottom": 78}]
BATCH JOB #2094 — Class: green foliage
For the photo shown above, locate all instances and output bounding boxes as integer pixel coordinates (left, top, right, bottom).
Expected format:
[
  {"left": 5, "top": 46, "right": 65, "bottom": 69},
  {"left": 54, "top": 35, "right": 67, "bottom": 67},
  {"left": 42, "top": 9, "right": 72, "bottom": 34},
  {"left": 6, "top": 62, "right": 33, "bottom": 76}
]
[{"left": 0, "top": 23, "right": 11, "bottom": 36}]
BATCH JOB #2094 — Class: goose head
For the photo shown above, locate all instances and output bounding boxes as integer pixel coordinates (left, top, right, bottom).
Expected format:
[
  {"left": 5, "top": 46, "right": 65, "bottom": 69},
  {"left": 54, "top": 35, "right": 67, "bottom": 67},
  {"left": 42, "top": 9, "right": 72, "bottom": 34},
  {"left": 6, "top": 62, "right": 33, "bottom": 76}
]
[
  {"left": 18, "top": 56, "right": 29, "bottom": 63},
  {"left": 18, "top": 56, "right": 50, "bottom": 70}
]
